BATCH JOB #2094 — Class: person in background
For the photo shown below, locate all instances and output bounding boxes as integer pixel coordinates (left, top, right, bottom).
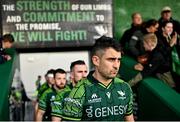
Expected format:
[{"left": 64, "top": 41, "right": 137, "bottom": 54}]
[
  {"left": 0, "top": 33, "right": 14, "bottom": 64},
  {"left": 158, "top": 6, "right": 180, "bottom": 35},
  {"left": 9, "top": 81, "right": 31, "bottom": 121},
  {"left": 128, "top": 33, "right": 175, "bottom": 88},
  {"left": 157, "top": 20, "right": 178, "bottom": 59},
  {"left": 9, "top": 87, "right": 22, "bottom": 121},
  {"left": 128, "top": 19, "right": 159, "bottom": 59},
  {"left": 19, "top": 82, "right": 31, "bottom": 121},
  {"left": 36, "top": 68, "right": 69, "bottom": 121},
  {"left": 35, "top": 75, "right": 42, "bottom": 91},
  {"left": 69, "top": 60, "right": 88, "bottom": 88},
  {"left": 34, "top": 69, "right": 55, "bottom": 120},
  {"left": 157, "top": 20, "right": 179, "bottom": 92},
  {"left": 120, "top": 12, "right": 143, "bottom": 53},
  {"left": 61, "top": 36, "right": 134, "bottom": 121},
  {"left": 37, "top": 69, "right": 55, "bottom": 100}
]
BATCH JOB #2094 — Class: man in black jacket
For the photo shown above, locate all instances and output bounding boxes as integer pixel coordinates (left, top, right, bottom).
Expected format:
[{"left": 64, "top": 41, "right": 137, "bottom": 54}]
[{"left": 120, "top": 12, "right": 142, "bottom": 53}]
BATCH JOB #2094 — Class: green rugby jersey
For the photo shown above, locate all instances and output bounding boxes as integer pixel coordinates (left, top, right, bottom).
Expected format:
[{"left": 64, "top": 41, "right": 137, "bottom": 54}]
[
  {"left": 51, "top": 85, "right": 71, "bottom": 118},
  {"left": 37, "top": 82, "right": 50, "bottom": 100},
  {"left": 62, "top": 71, "right": 133, "bottom": 121},
  {"left": 38, "top": 87, "right": 56, "bottom": 121}
]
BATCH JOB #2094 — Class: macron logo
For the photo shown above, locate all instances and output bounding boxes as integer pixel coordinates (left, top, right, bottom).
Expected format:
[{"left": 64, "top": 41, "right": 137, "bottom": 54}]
[
  {"left": 88, "top": 93, "right": 101, "bottom": 103},
  {"left": 91, "top": 93, "right": 98, "bottom": 99}
]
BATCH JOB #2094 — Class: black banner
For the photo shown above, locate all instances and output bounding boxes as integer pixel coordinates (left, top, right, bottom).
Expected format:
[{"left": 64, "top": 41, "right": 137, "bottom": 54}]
[{"left": 1, "top": 0, "right": 113, "bottom": 49}]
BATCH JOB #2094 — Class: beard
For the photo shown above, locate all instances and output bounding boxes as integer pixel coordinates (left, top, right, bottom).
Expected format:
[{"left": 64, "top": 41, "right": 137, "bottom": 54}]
[{"left": 56, "top": 84, "right": 65, "bottom": 89}]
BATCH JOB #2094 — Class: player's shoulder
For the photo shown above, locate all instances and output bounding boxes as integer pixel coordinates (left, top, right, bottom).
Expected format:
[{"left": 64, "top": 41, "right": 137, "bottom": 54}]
[
  {"left": 114, "top": 77, "right": 131, "bottom": 87},
  {"left": 41, "top": 87, "right": 53, "bottom": 97},
  {"left": 114, "top": 77, "right": 127, "bottom": 83},
  {"left": 41, "top": 82, "right": 48, "bottom": 87},
  {"left": 39, "top": 82, "right": 48, "bottom": 91},
  {"left": 75, "top": 78, "right": 92, "bottom": 88},
  {"left": 57, "top": 86, "right": 71, "bottom": 98},
  {"left": 45, "top": 87, "right": 53, "bottom": 93},
  {"left": 65, "top": 84, "right": 73, "bottom": 91},
  {"left": 69, "top": 78, "right": 92, "bottom": 98}
]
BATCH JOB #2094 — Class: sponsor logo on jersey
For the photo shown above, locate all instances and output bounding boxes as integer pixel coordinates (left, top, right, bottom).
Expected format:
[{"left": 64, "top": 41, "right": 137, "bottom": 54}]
[
  {"left": 50, "top": 95, "right": 56, "bottom": 101},
  {"left": 106, "top": 92, "right": 111, "bottom": 99},
  {"left": 91, "top": 93, "right": 98, "bottom": 99},
  {"left": 53, "top": 101, "right": 62, "bottom": 106},
  {"left": 88, "top": 93, "right": 101, "bottom": 103},
  {"left": 86, "top": 105, "right": 127, "bottom": 118},
  {"left": 64, "top": 97, "right": 82, "bottom": 108},
  {"left": 117, "top": 90, "right": 126, "bottom": 100}
]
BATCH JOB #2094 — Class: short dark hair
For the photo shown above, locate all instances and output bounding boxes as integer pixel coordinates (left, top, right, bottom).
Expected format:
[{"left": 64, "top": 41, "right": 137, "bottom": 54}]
[
  {"left": 161, "top": 20, "right": 173, "bottom": 28},
  {"left": 70, "top": 60, "right": 86, "bottom": 71},
  {"left": 91, "top": 36, "right": 122, "bottom": 58},
  {"left": 144, "top": 19, "right": 158, "bottom": 28},
  {"left": 2, "top": 34, "right": 14, "bottom": 43},
  {"left": 46, "top": 69, "right": 55, "bottom": 75},
  {"left": 54, "top": 68, "right": 66, "bottom": 77}
]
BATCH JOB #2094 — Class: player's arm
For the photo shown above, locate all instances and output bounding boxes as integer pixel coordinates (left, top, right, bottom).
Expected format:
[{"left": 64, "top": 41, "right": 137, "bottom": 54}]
[
  {"left": 35, "top": 109, "right": 45, "bottom": 121},
  {"left": 124, "top": 83, "right": 134, "bottom": 122},
  {"left": 124, "top": 114, "right": 134, "bottom": 122},
  {"left": 36, "top": 90, "right": 48, "bottom": 121}
]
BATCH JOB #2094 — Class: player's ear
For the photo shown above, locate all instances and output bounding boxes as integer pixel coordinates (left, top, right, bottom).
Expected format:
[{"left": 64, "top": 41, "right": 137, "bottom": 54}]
[
  {"left": 92, "top": 55, "right": 100, "bottom": 66},
  {"left": 70, "top": 71, "right": 74, "bottom": 80}
]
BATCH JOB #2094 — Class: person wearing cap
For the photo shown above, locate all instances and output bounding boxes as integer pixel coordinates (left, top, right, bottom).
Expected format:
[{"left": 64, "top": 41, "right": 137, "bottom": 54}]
[{"left": 158, "top": 6, "right": 180, "bottom": 35}]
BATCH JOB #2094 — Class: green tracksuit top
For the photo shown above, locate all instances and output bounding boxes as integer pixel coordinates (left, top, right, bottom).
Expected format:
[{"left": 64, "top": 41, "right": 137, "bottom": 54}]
[{"left": 62, "top": 71, "right": 133, "bottom": 121}]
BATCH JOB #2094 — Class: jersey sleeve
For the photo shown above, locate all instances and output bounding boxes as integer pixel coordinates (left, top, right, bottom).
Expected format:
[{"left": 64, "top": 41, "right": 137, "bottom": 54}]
[
  {"left": 37, "top": 83, "right": 48, "bottom": 100},
  {"left": 125, "top": 83, "right": 134, "bottom": 116},
  {"left": 38, "top": 90, "right": 48, "bottom": 111},
  {"left": 62, "top": 83, "right": 86, "bottom": 121},
  {"left": 51, "top": 97, "right": 63, "bottom": 117},
  {"left": 51, "top": 90, "right": 71, "bottom": 118}
]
